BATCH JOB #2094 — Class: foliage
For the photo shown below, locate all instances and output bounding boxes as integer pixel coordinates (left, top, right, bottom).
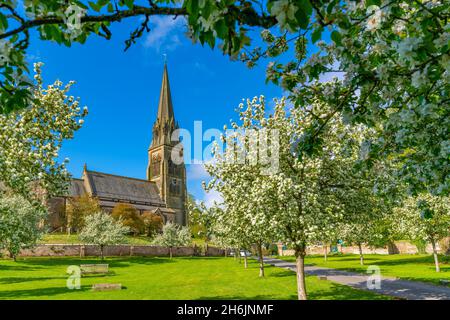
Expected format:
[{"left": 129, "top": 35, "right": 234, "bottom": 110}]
[
  {"left": 153, "top": 222, "right": 191, "bottom": 248},
  {"left": 111, "top": 203, "right": 145, "bottom": 235},
  {"left": 393, "top": 194, "right": 450, "bottom": 244},
  {"left": 79, "top": 212, "right": 129, "bottom": 259},
  {"left": 188, "top": 197, "right": 217, "bottom": 244},
  {"left": 1, "top": 1, "right": 448, "bottom": 195},
  {"left": 0, "top": 193, "right": 47, "bottom": 260},
  {"left": 206, "top": 96, "right": 376, "bottom": 298},
  {"left": 66, "top": 193, "right": 101, "bottom": 232},
  {"left": 0, "top": 62, "right": 87, "bottom": 199},
  {"left": 141, "top": 211, "right": 163, "bottom": 237}
]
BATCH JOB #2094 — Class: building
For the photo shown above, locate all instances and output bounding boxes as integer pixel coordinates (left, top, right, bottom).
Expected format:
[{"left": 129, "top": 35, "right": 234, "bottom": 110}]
[{"left": 48, "top": 63, "right": 187, "bottom": 228}]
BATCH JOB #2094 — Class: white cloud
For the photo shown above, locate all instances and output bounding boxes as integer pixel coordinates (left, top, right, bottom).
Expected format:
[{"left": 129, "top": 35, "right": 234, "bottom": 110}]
[
  {"left": 143, "top": 16, "right": 186, "bottom": 52},
  {"left": 186, "top": 163, "right": 210, "bottom": 180},
  {"left": 202, "top": 189, "right": 223, "bottom": 208}
]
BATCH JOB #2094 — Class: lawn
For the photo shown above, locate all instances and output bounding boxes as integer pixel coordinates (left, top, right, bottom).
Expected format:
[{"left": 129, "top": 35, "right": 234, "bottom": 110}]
[
  {"left": 0, "top": 256, "right": 390, "bottom": 300},
  {"left": 279, "top": 254, "right": 450, "bottom": 285},
  {"left": 40, "top": 234, "right": 153, "bottom": 245}
]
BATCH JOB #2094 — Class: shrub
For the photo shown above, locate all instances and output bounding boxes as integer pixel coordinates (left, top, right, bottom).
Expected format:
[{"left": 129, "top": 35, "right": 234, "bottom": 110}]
[
  {"left": 111, "top": 203, "right": 145, "bottom": 235},
  {"left": 66, "top": 194, "right": 101, "bottom": 233},
  {"left": 141, "top": 212, "right": 163, "bottom": 237}
]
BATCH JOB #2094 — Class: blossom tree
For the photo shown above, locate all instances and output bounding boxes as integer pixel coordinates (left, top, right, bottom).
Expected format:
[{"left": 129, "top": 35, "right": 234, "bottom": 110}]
[
  {"left": 393, "top": 194, "right": 450, "bottom": 272},
  {"left": 79, "top": 212, "right": 129, "bottom": 260},
  {"left": 0, "top": 193, "right": 47, "bottom": 261},
  {"left": 0, "top": 62, "right": 87, "bottom": 200},
  {"left": 1, "top": 1, "right": 447, "bottom": 198},
  {"left": 153, "top": 222, "right": 191, "bottom": 258},
  {"left": 206, "top": 96, "right": 369, "bottom": 299}
]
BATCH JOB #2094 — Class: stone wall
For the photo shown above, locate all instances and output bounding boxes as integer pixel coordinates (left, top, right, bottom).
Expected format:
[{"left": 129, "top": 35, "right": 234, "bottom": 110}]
[
  {"left": 16, "top": 244, "right": 224, "bottom": 258},
  {"left": 277, "top": 240, "right": 444, "bottom": 256}
]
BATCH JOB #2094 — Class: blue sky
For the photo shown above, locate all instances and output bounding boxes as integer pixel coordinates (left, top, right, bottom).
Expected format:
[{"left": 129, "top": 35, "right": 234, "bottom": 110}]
[{"left": 27, "top": 15, "right": 284, "bottom": 204}]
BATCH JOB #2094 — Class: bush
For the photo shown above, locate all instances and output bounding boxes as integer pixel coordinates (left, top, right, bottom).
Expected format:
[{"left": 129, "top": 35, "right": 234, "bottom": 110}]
[
  {"left": 141, "top": 211, "right": 163, "bottom": 237},
  {"left": 111, "top": 203, "right": 145, "bottom": 235},
  {"left": 66, "top": 194, "right": 101, "bottom": 233}
]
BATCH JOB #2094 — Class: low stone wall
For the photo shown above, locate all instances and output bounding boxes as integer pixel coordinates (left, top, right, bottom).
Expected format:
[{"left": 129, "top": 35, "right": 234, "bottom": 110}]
[
  {"left": 278, "top": 240, "right": 444, "bottom": 257},
  {"left": 17, "top": 244, "right": 224, "bottom": 258}
]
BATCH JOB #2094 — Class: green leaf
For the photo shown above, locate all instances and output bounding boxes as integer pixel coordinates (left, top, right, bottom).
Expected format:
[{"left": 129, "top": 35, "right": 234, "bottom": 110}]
[
  {"left": 214, "top": 19, "right": 228, "bottom": 39},
  {"left": 0, "top": 13, "right": 8, "bottom": 31},
  {"left": 124, "top": 0, "right": 134, "bottom": 9},
  {"left": 331, "top": 30, "right": 342, "bottom": 46},
  {"left": 311, "top": 26, "right": 323, "bottom": 43}
]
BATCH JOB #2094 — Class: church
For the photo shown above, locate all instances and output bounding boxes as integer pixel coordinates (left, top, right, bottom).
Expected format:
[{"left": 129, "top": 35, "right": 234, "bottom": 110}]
[{"left": 48, "top": 64, "right": 187, "bottom": 228}]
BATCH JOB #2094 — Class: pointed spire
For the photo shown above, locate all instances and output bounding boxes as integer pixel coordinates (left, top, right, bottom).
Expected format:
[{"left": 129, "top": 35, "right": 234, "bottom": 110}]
[
  {"left": 83, "top": 163, "right": 87, "bottom": 173},
  {"left": 157, "top": 63, "right": 174, "bottom": 124}
]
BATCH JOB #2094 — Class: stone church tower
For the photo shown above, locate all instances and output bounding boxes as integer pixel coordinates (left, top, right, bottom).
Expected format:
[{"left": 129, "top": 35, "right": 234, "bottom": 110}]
[{"left": 147, "top": 63, "right": 187, "bottom": 225}]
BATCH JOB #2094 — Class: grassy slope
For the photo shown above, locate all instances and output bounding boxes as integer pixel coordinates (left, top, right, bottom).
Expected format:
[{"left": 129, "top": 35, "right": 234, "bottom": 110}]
[
  {"left": 0, "top": 257, "right": 390, "bottom": 300},
  {"left": 279, "top": 254, "right": 450, "bottom": 285}
]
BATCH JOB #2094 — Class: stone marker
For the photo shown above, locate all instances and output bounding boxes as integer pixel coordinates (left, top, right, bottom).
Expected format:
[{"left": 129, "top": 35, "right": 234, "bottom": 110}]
[
  {"left": 318, "top": 276, "right": 327, "bottom": 280},
  {"left": 92, "top": 283, "right": 122, "bottom": 291}
]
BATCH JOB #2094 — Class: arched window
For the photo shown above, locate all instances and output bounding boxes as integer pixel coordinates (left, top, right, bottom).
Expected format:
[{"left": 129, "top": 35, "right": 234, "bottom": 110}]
[
  {"left": 151, "top": 153, "right": 161, "bottom": 177},
  {"left": 168, "top": 159, "right": 180, "bottom": 176},
  {"left": 169, "top": 178, "right": 181, "bottom": 195}
]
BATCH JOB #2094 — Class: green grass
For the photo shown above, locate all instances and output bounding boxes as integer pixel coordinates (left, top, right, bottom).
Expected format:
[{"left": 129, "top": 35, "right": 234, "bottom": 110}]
[
  {"left": 279, "top": 254, "right": 450, "bottom": 285},
  {"left": 0, "top": 257, "right": 390, "bottom": 300},
  {"left": 40, "top": 234, "right": 153, "bottom": 245}
]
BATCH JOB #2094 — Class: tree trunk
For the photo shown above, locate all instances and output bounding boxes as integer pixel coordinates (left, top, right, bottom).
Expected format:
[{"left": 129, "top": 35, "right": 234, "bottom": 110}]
[
  {"left": 244, "top": 255, "right": 248, "bottom": 269},
  {"left": 257, "top": 241, "right": 265, "bottom": 277},
  {"left": 430, "top": 237, "right": 440, "bottom": 272},
  {"left": 234, "top": 247, "right": 238, "bottom": 261},
  {"left": 9, "top": 250, "right": 16, "bottom": 262},
  {"left": 205, "top": 241, "right": 208, "bottom": 257},
  {"left": 358, "top": 243, "right": 364, "bottom": 265},
  {"left": 169, "top": 246, "right": 173, "bottom": 259},
  {"left": 295, "top": 247, "right": 307, "bottom": 300},
  {"left": 323, "top": 244, "right": 328, "bottom": 262},
  {"left": 100, "top": 245, "right": 104, "bottom": 261}
]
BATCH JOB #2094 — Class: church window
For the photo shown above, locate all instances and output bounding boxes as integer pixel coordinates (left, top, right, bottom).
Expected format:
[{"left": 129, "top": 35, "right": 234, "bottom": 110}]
[
  {"left": 151, "top": 153, "right": 161, "bottom": 177},
  {"left": 169, "top": 178, "right": 181, "bottom": 195},
  {"left": 168, "top": 159, "right": 181, "bottom": 177}
]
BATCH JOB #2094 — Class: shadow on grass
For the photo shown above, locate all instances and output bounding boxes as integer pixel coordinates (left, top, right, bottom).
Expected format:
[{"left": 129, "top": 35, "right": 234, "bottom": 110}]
[
  {"left": 194, "top": 294, "right": 297, "bottom": 300},
  {"left": 0, "top": 276, "right": 65, "bottom": 285},
  {"left": 308, "top": 283, "right": 390, "bottom": 300},
  {"left": 10, "top": 256, "right": 176, "bottom": 269},
  {"left": 0, "top": 285, "right": 92, "bottom": 299}
]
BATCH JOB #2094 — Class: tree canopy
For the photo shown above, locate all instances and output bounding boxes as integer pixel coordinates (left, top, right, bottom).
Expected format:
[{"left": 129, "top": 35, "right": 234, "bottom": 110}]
[{"left": 1, "top": 1, "right": 447, "bottom": 195}]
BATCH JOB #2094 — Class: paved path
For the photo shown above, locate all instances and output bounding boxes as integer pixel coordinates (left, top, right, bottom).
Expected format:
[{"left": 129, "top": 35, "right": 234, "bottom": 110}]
[{"left": 264, "top": 257, "right": 450, "bottom": 300}]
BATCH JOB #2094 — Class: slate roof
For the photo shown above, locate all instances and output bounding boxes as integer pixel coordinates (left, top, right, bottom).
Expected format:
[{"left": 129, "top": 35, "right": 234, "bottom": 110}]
[
  {"left": 84, "top": 170, "right": 164, "bottom": 206},
  {"left": 69, "top": 179, "right": 86, "bottom": 197}
]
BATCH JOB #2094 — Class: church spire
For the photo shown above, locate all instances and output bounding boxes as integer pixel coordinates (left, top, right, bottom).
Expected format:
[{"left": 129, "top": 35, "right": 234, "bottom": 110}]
[
  {"left": 157, "top": 63, "right": 174, "bottom": 125},
  {"left": 151, "top": 63, "right": 176, "bottom": 147}
]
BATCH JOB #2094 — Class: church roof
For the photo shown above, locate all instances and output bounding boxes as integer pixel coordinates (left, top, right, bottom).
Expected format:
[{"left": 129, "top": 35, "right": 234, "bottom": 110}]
[
  {"left": 83, "top": 170, "right": 165, "bottom": 206},
  {"left": 69, "top": 179, "right": 85, "bottom": 197}
]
